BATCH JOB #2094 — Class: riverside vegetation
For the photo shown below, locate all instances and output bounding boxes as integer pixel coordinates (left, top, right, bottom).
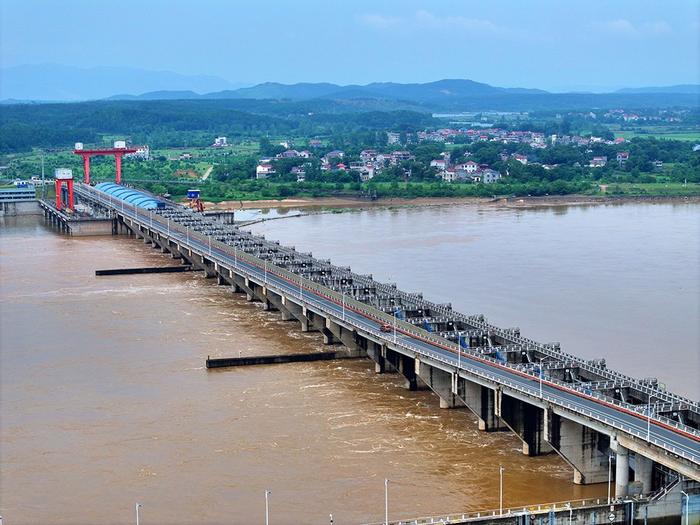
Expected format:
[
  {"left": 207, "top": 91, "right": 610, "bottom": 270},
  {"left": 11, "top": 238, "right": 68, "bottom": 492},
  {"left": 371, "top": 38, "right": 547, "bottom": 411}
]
[{"left": 1, "top": 98, "right": 698, "bottom": 202}]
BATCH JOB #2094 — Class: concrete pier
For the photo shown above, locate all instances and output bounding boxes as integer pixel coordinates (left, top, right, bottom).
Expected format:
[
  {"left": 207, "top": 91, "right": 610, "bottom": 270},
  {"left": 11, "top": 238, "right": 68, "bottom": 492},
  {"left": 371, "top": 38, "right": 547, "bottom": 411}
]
[
  {"left": 95, "top": 265, "right": 193, "bottom": 276},
  {"left": 206, "top": 351, "right": 362, "bottom": 368}
]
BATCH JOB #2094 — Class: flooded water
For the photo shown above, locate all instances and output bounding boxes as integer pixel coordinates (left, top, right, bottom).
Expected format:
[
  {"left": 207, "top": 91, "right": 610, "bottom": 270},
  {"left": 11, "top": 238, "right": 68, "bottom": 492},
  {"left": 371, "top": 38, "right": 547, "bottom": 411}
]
[{"left": 1, "top": 201, "right": 698, "bottom": 525}]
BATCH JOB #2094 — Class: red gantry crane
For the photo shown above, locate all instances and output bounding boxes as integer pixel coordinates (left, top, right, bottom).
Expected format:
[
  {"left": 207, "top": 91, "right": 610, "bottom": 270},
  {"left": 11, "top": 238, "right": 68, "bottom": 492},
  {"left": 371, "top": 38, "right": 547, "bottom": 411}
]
[{"left": 73, "top": 141, "right": 137, "bottom": 185}]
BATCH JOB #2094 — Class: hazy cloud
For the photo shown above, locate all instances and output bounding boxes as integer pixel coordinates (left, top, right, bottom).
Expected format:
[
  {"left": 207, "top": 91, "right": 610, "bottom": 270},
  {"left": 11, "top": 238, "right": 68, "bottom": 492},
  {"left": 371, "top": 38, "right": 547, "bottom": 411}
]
[
  {"left": 358, "top": 9, "right": 504, "bottom": 35},
  {"left": 593, "top": 19, "right": 671, "bottom": 37},
  {"left": 357, "top": 13, "right": 400, "bottom": 29}
]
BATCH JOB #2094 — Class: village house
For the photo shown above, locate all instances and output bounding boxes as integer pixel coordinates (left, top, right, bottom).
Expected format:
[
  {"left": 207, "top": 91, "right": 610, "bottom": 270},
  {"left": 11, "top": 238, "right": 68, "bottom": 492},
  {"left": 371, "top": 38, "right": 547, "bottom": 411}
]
[
  {"left": 589, "top": 156, "right": 608, "bottom": 168},
  {"left": 256, "top": 163, "right": 275, "bottom": 179},
  {"left": 360, "top": 150, "right": 377, "bottom": 162},
  {"left": 616, "top": 151, "right": 630, "bottom": 165},
  {"left": 391, "top": 151, "right": 414, "bottom": 163},
  {"left": 513, "top": 154, "right": 528, "bottom": 165},
  {"left": 125, "top": 145, "right": 150, "bottom": 160},
  {"left": 430, "top": 159, "right": 447, "bottom": 170},
  {"left": 359, "top": 165, "right": 375, "bottom": 182},
  {"left": 212, "top": 136, "right": 227, "bottom": 147},
  {"left": 276, "top": 149, "right": 300, "bottom": 159},
  {"left": 291, "top": 166, "right": 306, "bottom": 182},
  {"left": 326, "top": 150, "right": 345, "bottom": 159},
  {"left": 481, "top": 169, "right": 502, "bottom": 184},
  {"left": 375, "top": 153, "right": 391, "bottom": 166},
  {"left": 386, "top": 132, "right": 401, "bottom": 145},
  {"left": 440, "top": 168, "right": 457, "bottom": 182},
  {"left": 463, "top": 160, "right": 479, "bottom": 173}
]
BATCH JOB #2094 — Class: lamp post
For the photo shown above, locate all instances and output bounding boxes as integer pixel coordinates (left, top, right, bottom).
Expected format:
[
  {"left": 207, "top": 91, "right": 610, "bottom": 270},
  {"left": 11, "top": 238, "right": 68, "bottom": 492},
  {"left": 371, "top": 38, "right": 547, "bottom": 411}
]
[
  {"left": 646, "top": 405, "right": 652, "bottom": 442},
  {"left": 135, "top": 503, "right": 142, "bottom": 525},
  {"left": 499, "top": 466, "right": 505, "bottom": 515},
  {"left": 265, "top": 490, "right": 271, "bottom": 525},
  {"left": 384, "top": 478, "right": 389, "bottom": 525},
  {"left": 393, "top": 314, "right": 397, "bottom": 343},
  {"left": 41, "top": 151, "right": 46, "bottom": 200},
  {"left": 342, "top": 292, "right": 346, "bottom": 321},
  {"left": 457, "top": 336, "right": 461, "bottom": 370},
  {"left": 681, "top": 491, "right": 689, "bottom": 525},
  {"left": 538, "top": 357, "right": 545, "bottom": 399},
  {"left": 608, "top": 454, "right": 614, "bottom": 504}
]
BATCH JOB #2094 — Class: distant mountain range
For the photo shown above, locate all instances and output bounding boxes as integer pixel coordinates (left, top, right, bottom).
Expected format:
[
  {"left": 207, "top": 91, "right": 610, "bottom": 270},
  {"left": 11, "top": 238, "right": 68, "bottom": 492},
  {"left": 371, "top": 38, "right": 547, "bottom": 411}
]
[
  {"left": 1, "top": 64, "right": 697, "bottom": 110},
  {"left": 101, "top": 80, "right": 699, "bottom": 111},
  {"left": 103, "top": 79, "right": 548, "bottom": 104},
  {"left": 614, "top": 84, "right": 699, "bottom": 95},
  {"left": 0, "top": 64, "right": 245, "bottom": 101}
]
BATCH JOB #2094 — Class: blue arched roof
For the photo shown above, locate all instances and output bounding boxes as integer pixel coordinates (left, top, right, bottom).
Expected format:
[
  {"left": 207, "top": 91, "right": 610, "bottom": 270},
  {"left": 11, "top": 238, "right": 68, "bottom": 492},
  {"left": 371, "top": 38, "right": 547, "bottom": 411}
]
[{"left": 95, "top": 183, "right": 162, "bottom": 210}]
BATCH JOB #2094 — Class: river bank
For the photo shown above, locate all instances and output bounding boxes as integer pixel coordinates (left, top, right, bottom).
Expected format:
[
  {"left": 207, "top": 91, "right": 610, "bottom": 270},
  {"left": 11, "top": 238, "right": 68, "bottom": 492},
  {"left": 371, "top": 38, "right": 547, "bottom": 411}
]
[{"left": 205, "top": 193, "right": 700, "bottom": 212}]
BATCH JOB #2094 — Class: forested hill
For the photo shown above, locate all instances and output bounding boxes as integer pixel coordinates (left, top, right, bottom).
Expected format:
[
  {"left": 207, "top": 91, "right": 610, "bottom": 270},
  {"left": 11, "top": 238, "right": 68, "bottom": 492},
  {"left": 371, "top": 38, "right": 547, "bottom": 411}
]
[
  {"left": 0, "top": 99, "right": 437, "bottom": 153},
  {"left": 2, "top": 91, "right": 698, "bottom": 153}
]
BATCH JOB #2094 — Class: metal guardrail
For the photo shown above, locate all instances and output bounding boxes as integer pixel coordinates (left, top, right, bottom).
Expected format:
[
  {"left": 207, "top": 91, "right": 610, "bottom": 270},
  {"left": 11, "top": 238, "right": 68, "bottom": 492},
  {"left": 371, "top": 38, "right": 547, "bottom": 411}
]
[
  {"left": 76, "top": 184, "right": 700, "bottom": 464},
  {"left": 362, "top": 498, "right": 626, "bottom": 525}
]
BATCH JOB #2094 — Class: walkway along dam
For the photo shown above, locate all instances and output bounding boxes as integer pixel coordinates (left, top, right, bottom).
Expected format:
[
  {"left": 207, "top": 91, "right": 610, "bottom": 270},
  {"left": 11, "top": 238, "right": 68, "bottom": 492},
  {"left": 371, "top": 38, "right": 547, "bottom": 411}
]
[{"left": 47, "top": 183, "right": 699, "bottom": 514}]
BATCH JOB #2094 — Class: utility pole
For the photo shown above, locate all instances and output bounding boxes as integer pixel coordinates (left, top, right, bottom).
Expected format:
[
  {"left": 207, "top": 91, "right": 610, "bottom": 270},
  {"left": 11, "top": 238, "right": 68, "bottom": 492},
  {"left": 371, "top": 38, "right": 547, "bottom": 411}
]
[
  {"left": 384, "top": 478, "right": 389, "bottom": 525},
  {"left": 499, "top": 466, "right": 505, "bottom": 515},
  {"left": 681, "top": 491, "right": 689, "bottom": 525},
  {"left": 265, "top": 490, "right": 271, "bottom": 525},
  {"left": 538, "top": 357, "right": 545, "bottom": 399},
  {"left": 608, "top": 455, "right": 614, "bottom": 504},
  {"left": 135, "top": 503, "right": 142, "bottom": 525}
]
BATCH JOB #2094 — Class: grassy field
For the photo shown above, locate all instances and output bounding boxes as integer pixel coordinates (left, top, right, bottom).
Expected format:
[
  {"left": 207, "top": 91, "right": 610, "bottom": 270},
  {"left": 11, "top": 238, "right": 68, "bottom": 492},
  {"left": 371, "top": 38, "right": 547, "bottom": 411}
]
[
  {"left": 614, "top": 131, "right": 700, "bottom": 141},
  {"left": 594, "top": 182, "right": 700, "bottom": 196}
]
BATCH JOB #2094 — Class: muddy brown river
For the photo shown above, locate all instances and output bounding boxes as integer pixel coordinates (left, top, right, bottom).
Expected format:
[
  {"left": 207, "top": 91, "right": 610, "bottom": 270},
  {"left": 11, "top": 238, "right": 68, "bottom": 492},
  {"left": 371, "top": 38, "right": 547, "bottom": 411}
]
[{"left": 1, "top": 201, "right": 697, "bottom": 524}]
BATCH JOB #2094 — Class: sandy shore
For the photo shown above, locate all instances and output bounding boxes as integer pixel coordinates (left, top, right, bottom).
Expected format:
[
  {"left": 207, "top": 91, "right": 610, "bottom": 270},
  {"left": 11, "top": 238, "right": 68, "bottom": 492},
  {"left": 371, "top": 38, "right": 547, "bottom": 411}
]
[
  {"left": 203, "top": 194, "right": 699, "bottom": 212},
  {"left": 205, "top": 196, "right": 487, "bottom": 210}
]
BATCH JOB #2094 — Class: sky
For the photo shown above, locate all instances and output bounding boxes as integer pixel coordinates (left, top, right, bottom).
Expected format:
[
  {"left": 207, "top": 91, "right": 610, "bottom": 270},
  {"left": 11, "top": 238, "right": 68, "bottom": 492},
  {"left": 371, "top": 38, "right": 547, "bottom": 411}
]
[{"left": 1, "top": 0, "right": 699, "bottom": 92}]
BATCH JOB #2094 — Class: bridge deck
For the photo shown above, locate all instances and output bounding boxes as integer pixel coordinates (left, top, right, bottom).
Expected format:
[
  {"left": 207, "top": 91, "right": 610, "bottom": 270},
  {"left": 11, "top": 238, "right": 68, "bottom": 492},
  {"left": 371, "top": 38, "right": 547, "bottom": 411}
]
[{"left": 75, "top": 183, "right": 700, "bottom": 474}]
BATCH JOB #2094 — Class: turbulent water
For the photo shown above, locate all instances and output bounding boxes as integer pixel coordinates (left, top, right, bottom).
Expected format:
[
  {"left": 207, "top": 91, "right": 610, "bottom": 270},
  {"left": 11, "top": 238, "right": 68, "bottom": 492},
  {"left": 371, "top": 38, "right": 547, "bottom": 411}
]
[{"left": 1, "top": 201, "right": 698, "bottom": 524}]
